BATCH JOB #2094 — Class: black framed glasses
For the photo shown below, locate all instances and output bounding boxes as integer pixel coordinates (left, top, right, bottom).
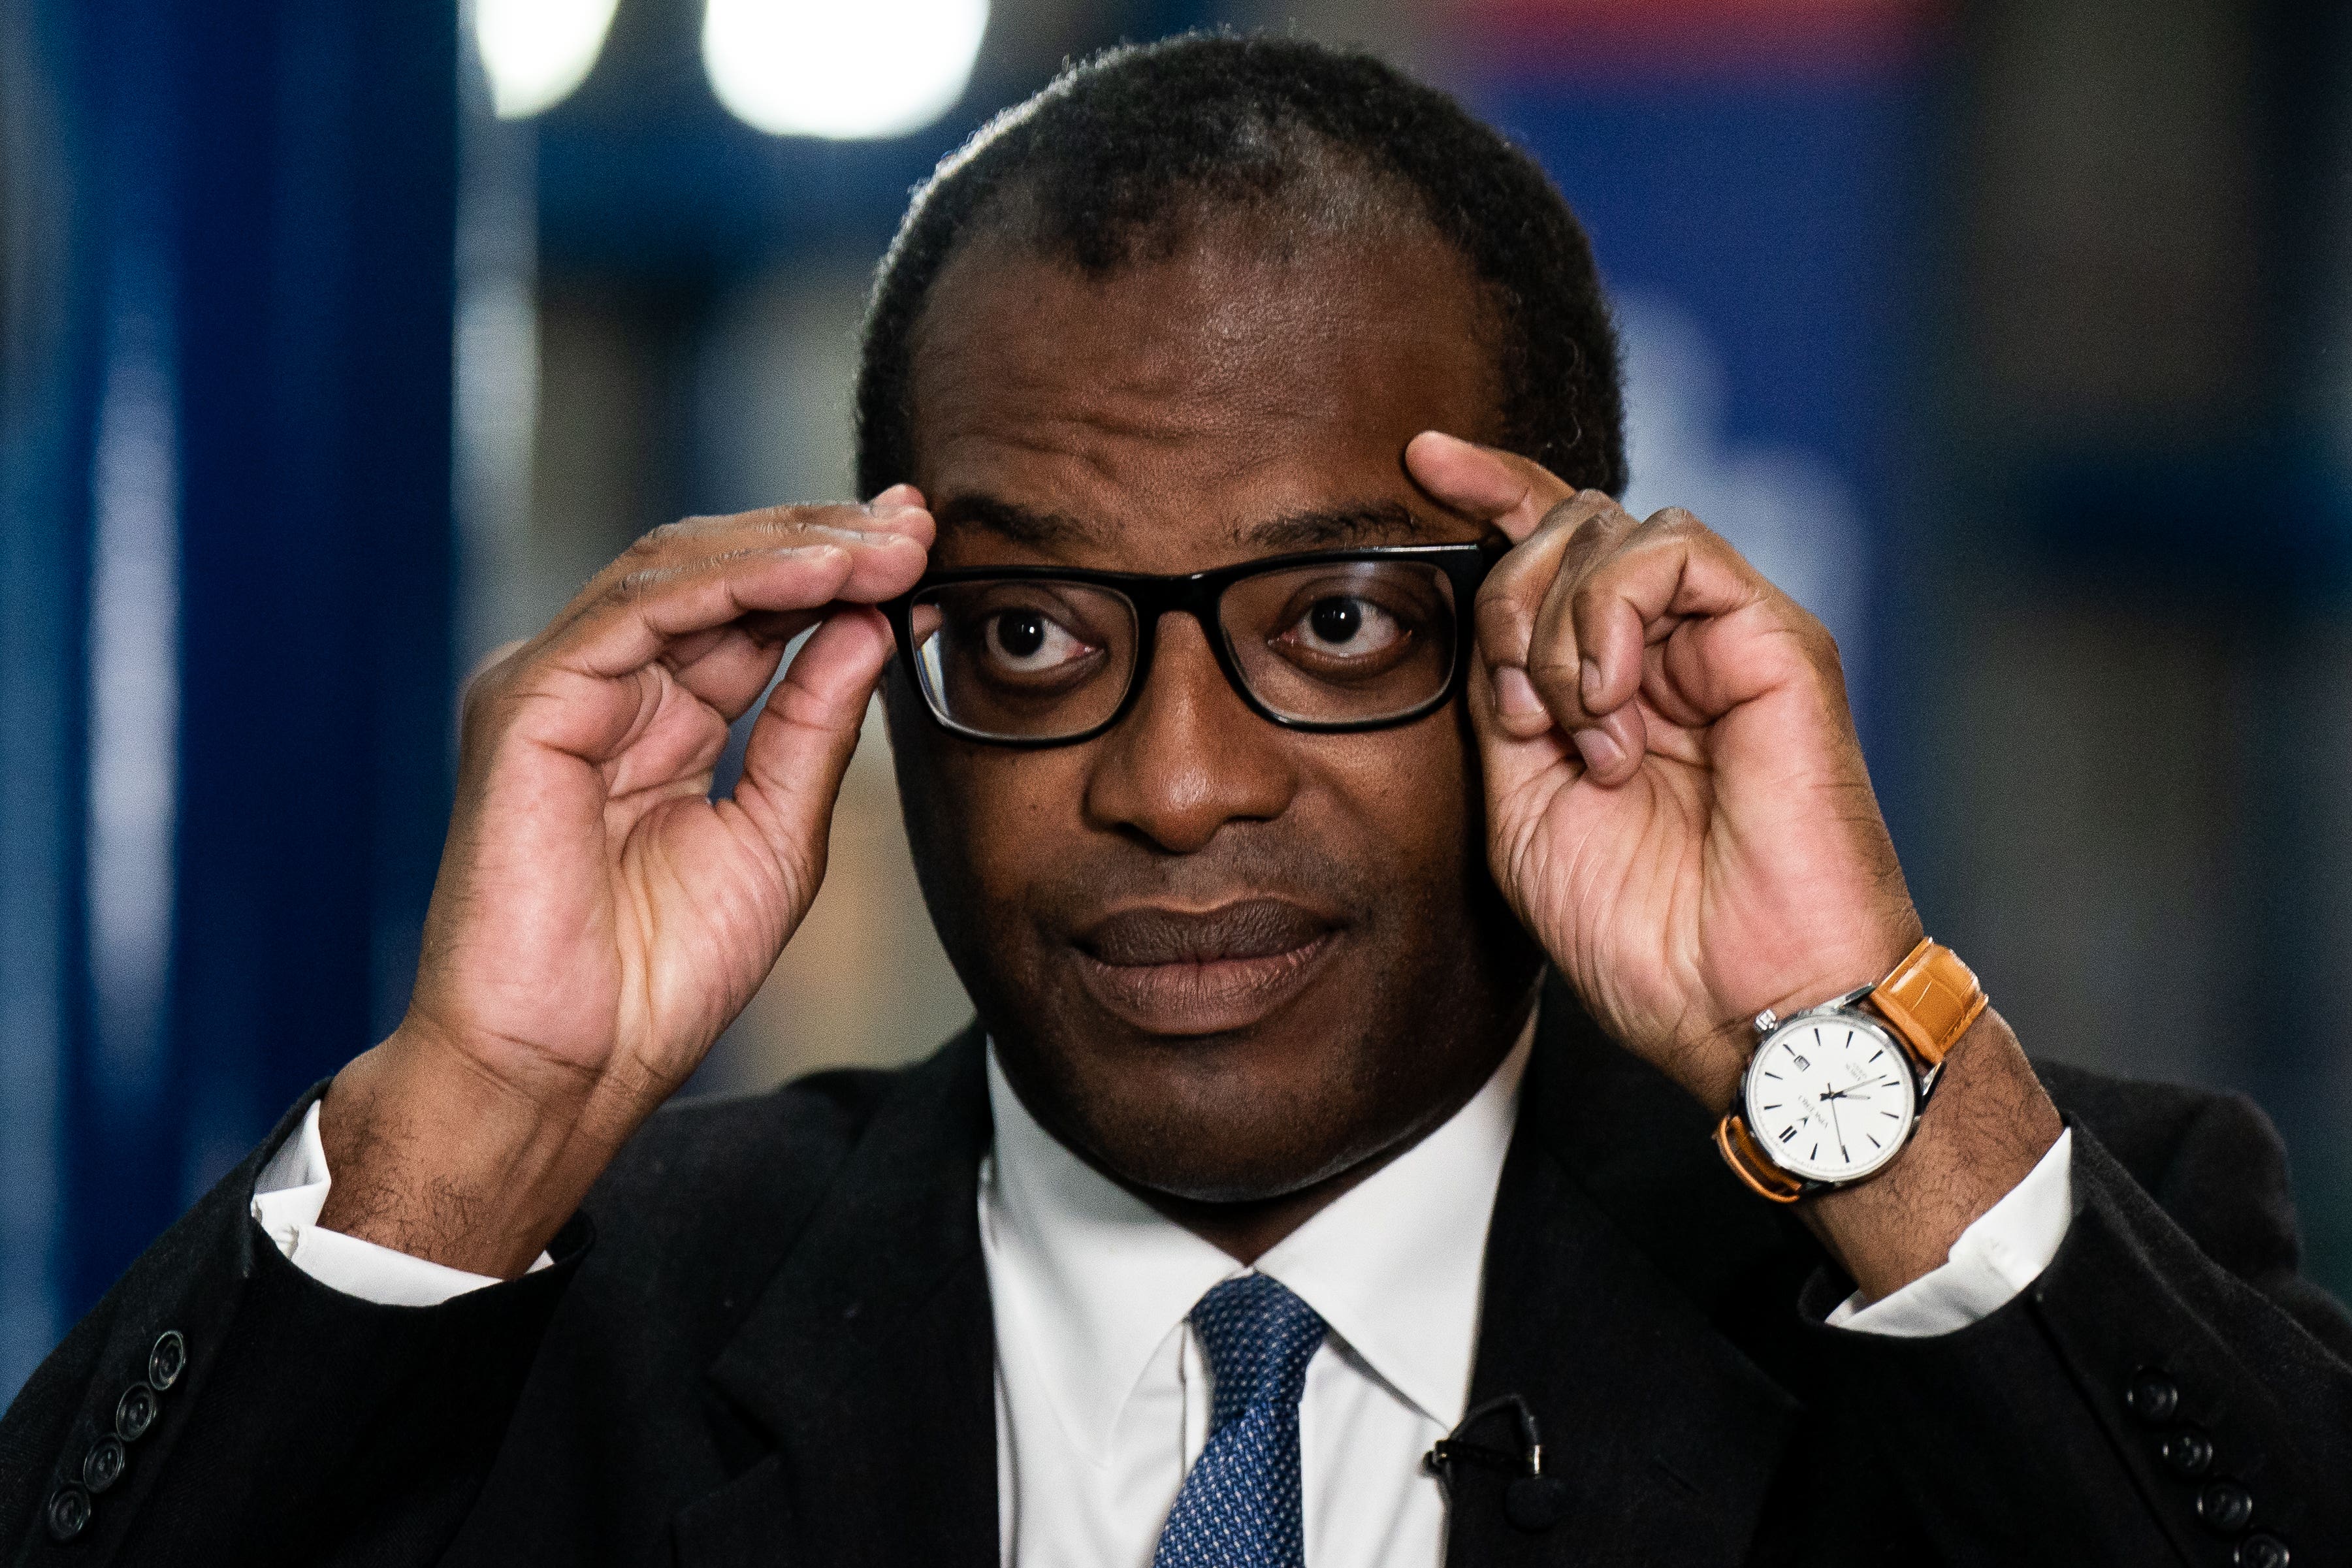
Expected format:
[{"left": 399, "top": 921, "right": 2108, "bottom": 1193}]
[{"left": 884, "top": 541, "right": 1504, "bottom": 747}]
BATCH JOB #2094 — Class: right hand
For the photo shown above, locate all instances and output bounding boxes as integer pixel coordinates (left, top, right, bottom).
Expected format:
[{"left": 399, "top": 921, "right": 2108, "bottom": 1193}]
[{"left": 317, "top": 490, "right": 933, "bottom": 1274}]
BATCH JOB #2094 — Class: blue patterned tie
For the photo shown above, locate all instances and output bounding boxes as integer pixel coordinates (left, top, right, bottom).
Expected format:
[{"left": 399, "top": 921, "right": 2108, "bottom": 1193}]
[{"left": 1151, "top": 1273, "right": 1330, "bottom": 1568}]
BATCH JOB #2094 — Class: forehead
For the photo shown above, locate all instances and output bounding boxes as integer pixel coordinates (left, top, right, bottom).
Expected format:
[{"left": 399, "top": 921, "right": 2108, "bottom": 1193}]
[{"left": 905, "top": 216, "right": 1501, "bottom": 571}]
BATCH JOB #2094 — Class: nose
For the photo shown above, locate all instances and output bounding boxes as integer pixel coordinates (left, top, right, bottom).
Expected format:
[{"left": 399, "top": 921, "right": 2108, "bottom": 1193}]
[{"left": 1083, "top": 611, "right": 1298, "bottom": 855}]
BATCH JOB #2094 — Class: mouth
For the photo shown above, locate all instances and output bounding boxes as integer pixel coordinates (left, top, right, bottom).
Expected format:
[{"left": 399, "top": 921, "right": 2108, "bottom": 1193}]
[{"left": 1071, "top": 897, "right": 1342, "bottom": 1036}]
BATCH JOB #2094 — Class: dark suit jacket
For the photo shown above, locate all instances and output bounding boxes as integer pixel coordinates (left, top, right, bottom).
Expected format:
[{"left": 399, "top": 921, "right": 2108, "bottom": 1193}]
[{"left": 7, "top": 980, "right": 2351, "bottom": 1565}]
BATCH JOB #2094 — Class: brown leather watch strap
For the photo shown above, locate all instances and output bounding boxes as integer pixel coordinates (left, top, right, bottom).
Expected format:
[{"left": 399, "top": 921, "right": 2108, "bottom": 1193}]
[
  {"left": 1715, "top": 1113, "right": 1805, "bottom": 1204},
  {"left": 1863, "top": 936, "right": 1988, "bottom": 1070}
]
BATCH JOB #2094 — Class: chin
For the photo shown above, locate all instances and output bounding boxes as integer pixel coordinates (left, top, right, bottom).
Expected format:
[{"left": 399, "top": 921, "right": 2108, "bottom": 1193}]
[{"left": 995, "top": 954, "right": 1427, "bottom": 1202}]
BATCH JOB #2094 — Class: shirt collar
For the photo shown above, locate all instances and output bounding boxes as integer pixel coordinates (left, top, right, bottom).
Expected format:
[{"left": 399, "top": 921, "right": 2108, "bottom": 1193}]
[{"left": 980, "top": 1015, "right": 1531, "bottom": 1457}]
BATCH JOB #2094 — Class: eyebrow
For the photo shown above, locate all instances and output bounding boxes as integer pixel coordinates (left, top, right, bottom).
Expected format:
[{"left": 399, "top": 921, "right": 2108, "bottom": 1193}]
[
  {"left": 933, "top": 493, "right": 1105, "bottom": 548},
  {"left": 933, "top": 493, "right": 1438, "bottom": 553},
  {"left": 1238, "top": 500, "right": 1428, "bottom": 551}
]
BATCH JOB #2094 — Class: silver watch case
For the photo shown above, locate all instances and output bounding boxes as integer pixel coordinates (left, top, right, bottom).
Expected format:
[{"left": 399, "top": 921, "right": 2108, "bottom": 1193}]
[{"left": 1737, "top": 985, "right": 1944, "bottom": 1193}]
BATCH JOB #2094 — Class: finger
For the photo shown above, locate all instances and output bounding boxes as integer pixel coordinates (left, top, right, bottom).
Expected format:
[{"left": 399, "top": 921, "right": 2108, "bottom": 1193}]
[
  {"left": 541, "top": 498, "right": 935, "bottom": 648},
  {"left": 1566, "top": 510, "right": 1769, "bottom": 724},
  {"left": 867, "top": 482, "right": 926, "bottom": 514},
  {"left": 1464, "top": 638, "right": 1582, "bottom": 809},
  {"left": 543, "top": 532, "right": 925, "bottom": 684},
  {"left": 728, "top": 607, "right": 894, "bottom": 895},
  {"left": 1406, "top": 430, "right": 1575, "bottom": 543},
  {"left": 1474, "top": 494, "right": 1633, "bottom": 741},
  {"left": 1519, "top": 500, "right": 1655, "bottom": 780},
  {"left": 660, "top": 622, "right": 801, "bottom": 724}
]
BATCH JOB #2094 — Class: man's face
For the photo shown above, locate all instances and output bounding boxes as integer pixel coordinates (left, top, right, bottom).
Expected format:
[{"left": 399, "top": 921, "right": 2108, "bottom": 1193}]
[{"left": 889, "top": 210, "right": 1543, "bottom": 1204}]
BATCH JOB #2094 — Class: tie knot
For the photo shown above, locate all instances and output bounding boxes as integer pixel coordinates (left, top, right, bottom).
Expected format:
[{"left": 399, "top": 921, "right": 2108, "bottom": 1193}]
[{"left": 1189, "top": 1273, "right": 1329, "bottom": 1432}]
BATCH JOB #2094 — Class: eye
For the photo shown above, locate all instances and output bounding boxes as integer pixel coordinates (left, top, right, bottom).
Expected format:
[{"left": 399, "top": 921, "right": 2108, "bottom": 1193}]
[
  {"left": 1280, "top": 595, "right": 1407, "bottom": 659},
  {"left": 982, "top": 607, "right": 1094, "bottom": 673}
]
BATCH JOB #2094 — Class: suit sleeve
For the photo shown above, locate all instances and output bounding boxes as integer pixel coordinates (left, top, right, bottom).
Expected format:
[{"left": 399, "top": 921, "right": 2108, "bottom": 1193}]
[
  {"left": 1797, "top": 1096, "right": 2352, "bottom": 1567},
  {"left": 0, "top": 1087, "right": 590, "bottom": 1566}
]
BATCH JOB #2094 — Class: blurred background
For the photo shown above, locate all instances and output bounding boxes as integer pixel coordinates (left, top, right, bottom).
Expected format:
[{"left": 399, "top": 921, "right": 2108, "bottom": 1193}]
[{"left": 6, "top": 0, "right": 2352, "bottom": 1397}]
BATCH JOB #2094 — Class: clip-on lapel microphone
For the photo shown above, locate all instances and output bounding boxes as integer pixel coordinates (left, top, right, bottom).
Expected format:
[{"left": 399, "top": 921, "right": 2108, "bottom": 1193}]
[{"left": 1425, "top": 1393, "right": 1570, "bottom": 1532}]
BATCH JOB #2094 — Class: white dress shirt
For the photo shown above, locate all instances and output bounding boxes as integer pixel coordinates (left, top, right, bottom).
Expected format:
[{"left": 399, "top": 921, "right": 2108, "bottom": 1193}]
[
  {"left": 254, "top": 1029, "right": 2078, "bottom": 1565},
  {"left": 978, "top": 1032, "right": 1531, "bottom": 1568}
]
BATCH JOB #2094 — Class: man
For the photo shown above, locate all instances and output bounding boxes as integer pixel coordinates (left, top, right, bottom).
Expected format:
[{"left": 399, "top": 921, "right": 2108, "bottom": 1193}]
[{"left": 5, "top": 33, "right": 2347, "bottom": 1567}]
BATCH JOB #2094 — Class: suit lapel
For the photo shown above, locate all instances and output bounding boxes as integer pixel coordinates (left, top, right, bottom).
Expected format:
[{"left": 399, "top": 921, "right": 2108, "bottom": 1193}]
[
  {"left": 1447, "top": 980, "right": 1810, "bottom": 1565},
  {"left": 691, "top": 1029, "right": 999, "bottom": 1567},
  {"left": 680, "top": 987, "right": 1813, "bottom": 1566}
]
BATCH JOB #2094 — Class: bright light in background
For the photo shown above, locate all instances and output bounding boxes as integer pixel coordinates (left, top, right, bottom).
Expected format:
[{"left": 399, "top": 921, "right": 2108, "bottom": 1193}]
[
  {"left": 473, "top": 0, "right": 620, "bottom": 120},
  {"left": 87, "top": 289, "right": 179, "bottom": 1104},
  {"left": 703, "top": 0, "right": 989, "bottom": 140}
]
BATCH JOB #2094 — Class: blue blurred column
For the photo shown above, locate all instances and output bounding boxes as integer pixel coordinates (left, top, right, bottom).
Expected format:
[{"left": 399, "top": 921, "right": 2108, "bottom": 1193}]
[
  {"left": 1450, "top": 3, "right": 1934, "bottom": 846},
  {"left": 0, "top": 0, "right": 103, "bottom": 1400},
  {"left": 0, "top": 0, "right": 459, "bottom": 1396}
]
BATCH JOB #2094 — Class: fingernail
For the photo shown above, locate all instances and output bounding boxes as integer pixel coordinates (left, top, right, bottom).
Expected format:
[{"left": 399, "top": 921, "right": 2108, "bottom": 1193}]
[
  {"left": 1572, "top": 726, "right": 1624, "bottom": 775},
  {"left": 1579, "top": 656, "right": 1603, "bottom": 706},
  {"left": 1495, "top": 665, "right": 1544, "bottom": 718},
  {"left": 869, "top": 483, "right": 920, "bottom": 514}
]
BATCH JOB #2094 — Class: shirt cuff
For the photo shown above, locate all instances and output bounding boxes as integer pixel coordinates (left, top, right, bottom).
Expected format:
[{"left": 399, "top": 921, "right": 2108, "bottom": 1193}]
[
  {"left": 1826, "top": 1126, "right": 2075, "bottom": 1338},
  {"left": 250, "top": 1099, "right": 551, "bottom": 1307}
]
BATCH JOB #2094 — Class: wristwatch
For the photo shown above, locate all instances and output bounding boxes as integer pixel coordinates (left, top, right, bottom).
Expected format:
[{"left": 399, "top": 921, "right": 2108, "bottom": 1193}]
[{"left": 1714, "top": 937, "right": 1988, "bottom": 1202}]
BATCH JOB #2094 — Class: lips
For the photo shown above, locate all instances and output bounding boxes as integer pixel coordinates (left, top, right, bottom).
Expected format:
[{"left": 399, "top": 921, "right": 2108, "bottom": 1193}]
[{"left": 1071, "top": 898, "right": 1341, "bottom": 1036}]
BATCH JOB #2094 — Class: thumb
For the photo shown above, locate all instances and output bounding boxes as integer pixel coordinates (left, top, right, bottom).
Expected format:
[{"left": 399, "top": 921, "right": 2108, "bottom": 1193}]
[
  {"left": 729, "top": 607, "right": 892, "bottom": 911},
  {"left": 1406, "top": 430, "right": 1576, "bottom": 543}
]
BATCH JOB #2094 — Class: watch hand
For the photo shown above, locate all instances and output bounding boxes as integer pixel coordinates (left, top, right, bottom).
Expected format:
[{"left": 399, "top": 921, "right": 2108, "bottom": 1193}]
[{"left": 1826, "top": 1095, "right": 1850, "bottom": 1162}]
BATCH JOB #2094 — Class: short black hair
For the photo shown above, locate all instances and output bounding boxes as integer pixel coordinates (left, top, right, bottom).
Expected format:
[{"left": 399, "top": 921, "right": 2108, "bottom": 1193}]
[{"left": 853, "top": 31, "right": 1626, "bottom": 502}]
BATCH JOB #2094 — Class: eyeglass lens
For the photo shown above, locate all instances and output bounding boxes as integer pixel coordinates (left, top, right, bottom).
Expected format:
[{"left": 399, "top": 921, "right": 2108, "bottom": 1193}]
[{"left": 907, "top": 559, "right": 1462, "bottom": 741}]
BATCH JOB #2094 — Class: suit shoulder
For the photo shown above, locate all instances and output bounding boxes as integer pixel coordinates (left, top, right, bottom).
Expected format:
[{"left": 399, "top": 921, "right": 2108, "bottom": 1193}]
[
  {"left": 2033, "top": 1058, "right": 2300, "bottom": 1282},
  {"left": 593, "top": 1063, "right": 899, "bottom": 1227},
  {"left": 2033, "top": 1059, "right": 2274, "bottom": 1178},
  {"left": 534, "top": 1061, "right": 927, "bottom": 1381}
]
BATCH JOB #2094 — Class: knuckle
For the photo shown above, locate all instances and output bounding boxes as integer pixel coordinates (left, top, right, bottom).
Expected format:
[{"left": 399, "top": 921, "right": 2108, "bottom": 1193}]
[
  {"left": 1477, "top": 555, "right": 1543, "bottom": 613},
  {"left": 634, "top": 513, "right": 742, "bottom": 556},
  {"left": 457, "top": 668, "right": 513, "bottom": 748},
  {"left": 1567, "top": 569, "right": 1615, "bottom": 617},
  {"left": 1533, "top": 495, "right": 1587, "bottom": 535},
  {"left": 457, "top": 674, "right": 496, "bottom": 732},
  {"left": 1476, "top": 568, "right": 1534, "bottom": 616},
  {"left": 611, "top": 563, "right": 678, "bottom": 603},
  {"left": 1801, "top": 613, "right": 1845, "bottom": 668},
  {"left": 739, "top": 504, "right": 812, "bottom": 537},
  {"left": 1475, "top": 598, "right": 1534, "bottom": 654}
]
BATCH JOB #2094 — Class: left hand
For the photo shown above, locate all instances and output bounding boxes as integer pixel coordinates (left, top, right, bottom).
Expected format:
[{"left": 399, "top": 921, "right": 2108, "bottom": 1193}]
[{"left": 1408, "top": 431, "right": 1920, "bottom": 1113}]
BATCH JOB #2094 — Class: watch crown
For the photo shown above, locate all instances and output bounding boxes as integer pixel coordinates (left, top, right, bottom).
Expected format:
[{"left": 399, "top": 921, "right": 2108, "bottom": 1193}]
[{"left": 1752, "top": 1008, "right": 1779, "bottom": 1037}]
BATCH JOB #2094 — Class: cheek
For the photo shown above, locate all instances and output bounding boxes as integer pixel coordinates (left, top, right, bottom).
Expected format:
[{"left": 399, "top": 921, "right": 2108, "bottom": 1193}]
[
  {"left": 933, "top": 747, "right": 1092, "bottom": 905},
  {"left": 1310, "top": 718, "right": 1479, "bottom": 878}
]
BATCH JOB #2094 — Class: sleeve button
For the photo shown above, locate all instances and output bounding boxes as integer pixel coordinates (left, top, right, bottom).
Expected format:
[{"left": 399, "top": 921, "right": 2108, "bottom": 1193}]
[
  {"left": 2124, "top": 1368, "right": 2180, "bottom": 1424},
  {"left": 147, "top": 1330, "right": 185, "bottom": 1391},
  {"left": 2197, "top": 1480, "right": 2254, "bottom": 1534},
  {"left": 45, "top": 1484, "right": 92, "bottom": 1542},
  {"left": 114, "top": 1381, "right": 158, "bottom": 1442},
  {"left": 2235, "top": 1535, "right": 2290, "bottom": 1568},
  {"left": 80, "top": 1434, "right": 126, "bottom": 1494},
  {"left": 2159, "top": 1426, "right": 2214, "bottom": 1476}
]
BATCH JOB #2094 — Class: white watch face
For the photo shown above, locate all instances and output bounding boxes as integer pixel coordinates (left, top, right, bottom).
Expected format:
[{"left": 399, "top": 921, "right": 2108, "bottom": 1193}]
[{"left": 1743, "top": 1011, "right": 1918, "bottom": 1184}]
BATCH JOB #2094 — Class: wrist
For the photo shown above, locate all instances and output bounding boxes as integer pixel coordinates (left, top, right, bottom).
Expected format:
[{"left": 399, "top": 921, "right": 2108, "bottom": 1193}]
[
  {"left": 1799, "top": 1008, "right": 2063, "bottom": 1299},
  {"left": 316, "top": 1020, "right": 620, "bottom": 1277},
  {"left": 1672, "top": 919, "right": 1928, "bottom": 1121}
]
